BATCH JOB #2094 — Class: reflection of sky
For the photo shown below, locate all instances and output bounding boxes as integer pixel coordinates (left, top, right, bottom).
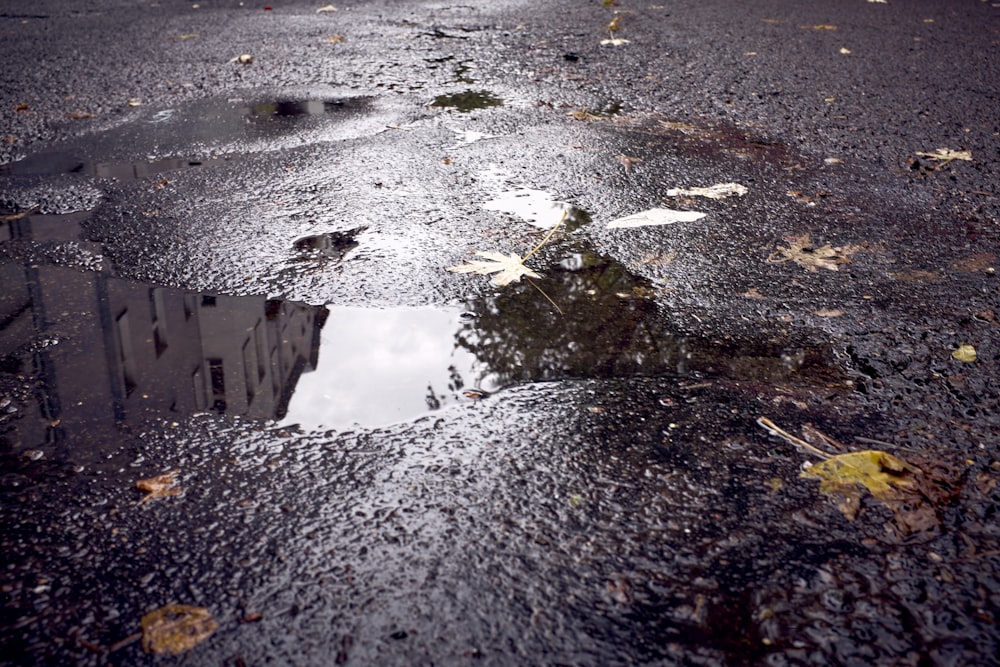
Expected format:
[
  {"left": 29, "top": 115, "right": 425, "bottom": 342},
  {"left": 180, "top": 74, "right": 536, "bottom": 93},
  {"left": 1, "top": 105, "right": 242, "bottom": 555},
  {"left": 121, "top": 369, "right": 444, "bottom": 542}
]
[
  {"left": 282, "top": 307, "right": 489, "bottom": 430},
  {"left": 482, "top": 188, "right": 573, "bottom": 229}
]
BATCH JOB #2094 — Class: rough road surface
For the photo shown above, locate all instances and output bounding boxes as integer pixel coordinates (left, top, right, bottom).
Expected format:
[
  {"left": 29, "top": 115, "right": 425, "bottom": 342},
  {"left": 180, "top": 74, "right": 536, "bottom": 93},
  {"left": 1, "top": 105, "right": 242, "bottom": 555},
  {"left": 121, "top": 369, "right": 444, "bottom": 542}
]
[{"left": 2, "top": 1, "right": 999, "bottom": 665}]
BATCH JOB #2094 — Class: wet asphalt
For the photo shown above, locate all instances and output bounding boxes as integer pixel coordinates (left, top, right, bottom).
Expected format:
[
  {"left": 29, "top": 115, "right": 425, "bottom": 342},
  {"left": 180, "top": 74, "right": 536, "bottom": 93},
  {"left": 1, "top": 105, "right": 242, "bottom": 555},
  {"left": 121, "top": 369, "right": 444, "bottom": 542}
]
[{"left": 2, "top": 0, "right": 999, "bottom": 665}]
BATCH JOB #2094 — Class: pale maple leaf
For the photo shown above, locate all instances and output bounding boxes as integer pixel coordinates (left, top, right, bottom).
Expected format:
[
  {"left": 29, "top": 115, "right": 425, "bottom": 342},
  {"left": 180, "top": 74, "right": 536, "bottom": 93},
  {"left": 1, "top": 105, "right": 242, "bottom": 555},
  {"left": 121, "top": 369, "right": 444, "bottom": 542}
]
[
  {"left": 915, "top": 148, "right": 972, "bottom": 165},
  {"left": 447, "top": 251, "right": 541, "bottom": 287},
  {"left": 136, "top": 469, "right": 181, "bottom": 505},
  {"left": 767, "top": 234, "right": 863, "bottom": 272}
]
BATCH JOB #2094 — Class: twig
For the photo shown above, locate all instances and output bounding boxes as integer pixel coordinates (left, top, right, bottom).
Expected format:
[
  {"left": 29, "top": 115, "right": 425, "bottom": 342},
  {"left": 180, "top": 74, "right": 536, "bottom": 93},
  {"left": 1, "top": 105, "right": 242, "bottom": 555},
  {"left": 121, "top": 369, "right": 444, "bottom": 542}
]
[
  {"left": 756, "top": 417, "right": 831, "bottom": 460},
  {"left": 526, "top": 278, "right": 562, "bottom": 315}
]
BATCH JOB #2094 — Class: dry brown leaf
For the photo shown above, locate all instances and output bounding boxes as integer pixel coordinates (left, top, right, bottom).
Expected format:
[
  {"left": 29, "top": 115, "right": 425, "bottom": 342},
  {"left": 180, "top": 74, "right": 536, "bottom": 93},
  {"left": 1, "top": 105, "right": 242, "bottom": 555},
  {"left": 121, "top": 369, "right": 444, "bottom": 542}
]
[
  {"left": 767, "top": 234, "right": 863, "bottom": 272},
  {"left": 915, "top": 148, "right": 971, "bottom": 165},
  {"left": 950, "top": 252, "right": 996, "bottom": 273},
  {"left": 136, "top": 470, "right": 181, "bottom": 504},
  {"left": 141, "top": 604, "right": 217, "bottom": 655},
  {"left": 891, "top": 269, "right": 943, "bottom": 283}
]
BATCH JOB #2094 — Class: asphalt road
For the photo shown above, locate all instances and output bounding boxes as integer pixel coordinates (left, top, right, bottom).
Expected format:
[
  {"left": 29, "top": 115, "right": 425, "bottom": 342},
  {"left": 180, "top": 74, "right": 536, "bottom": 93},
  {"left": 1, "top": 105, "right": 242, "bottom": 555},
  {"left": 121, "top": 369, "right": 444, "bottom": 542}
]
[{"left": 2, "top": 1, "right": 999, "bottom": 665}]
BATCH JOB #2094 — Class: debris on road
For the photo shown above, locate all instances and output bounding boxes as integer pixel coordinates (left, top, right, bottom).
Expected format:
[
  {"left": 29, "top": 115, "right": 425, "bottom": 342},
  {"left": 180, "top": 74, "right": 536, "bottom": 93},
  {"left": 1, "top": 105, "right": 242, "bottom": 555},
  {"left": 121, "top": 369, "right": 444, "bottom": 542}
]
[{"left": 607, "top": 208, "right": 707, "bottom": 228}]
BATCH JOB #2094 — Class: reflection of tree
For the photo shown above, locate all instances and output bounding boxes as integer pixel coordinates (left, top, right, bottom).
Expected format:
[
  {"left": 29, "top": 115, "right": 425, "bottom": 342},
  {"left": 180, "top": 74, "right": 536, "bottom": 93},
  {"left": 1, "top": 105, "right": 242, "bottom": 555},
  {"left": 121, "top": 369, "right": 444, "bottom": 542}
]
[{"left": 456, "top": 251, "right": 686, "bottom": 386}]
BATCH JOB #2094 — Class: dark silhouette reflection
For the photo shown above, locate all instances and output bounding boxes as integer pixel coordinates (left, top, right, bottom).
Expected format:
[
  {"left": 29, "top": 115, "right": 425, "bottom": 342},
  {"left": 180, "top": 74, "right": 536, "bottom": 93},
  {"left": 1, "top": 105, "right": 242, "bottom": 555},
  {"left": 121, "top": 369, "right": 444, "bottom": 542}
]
[
  {"left": 456, "top": 251, "right": 686, "bottom": 385},
  {"left": 456, "top": 250, "right": 835, "bottom": 387},
  {"left": 0, "top": 254, "right": 326, "bottom": 449},
  {"left": 430, "top": 90, "right": 504, "bottom": 112}
]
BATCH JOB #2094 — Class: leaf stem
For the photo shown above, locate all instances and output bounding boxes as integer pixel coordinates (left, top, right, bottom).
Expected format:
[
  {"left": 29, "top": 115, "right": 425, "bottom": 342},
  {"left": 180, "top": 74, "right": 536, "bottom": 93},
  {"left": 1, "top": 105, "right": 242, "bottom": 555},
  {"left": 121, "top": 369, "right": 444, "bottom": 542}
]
[
  {"left": 756, "top": 417, "right": 831, "bottom": 460},
  {"left": 522, "top": 210, "right": 568, "bottom": 263}
]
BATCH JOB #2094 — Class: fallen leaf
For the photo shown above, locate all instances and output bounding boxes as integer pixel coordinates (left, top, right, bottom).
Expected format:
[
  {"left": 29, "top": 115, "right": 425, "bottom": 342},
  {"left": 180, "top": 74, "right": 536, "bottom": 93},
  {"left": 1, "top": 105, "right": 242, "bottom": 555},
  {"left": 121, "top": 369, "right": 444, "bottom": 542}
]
[
  {"left": 743, "top": 288, "right": 767, "bottom": 300},
  {"left": 447, "top": 251, "right": 541, "bottom": 287},
  {"left": 767, "top": 234, "right": 863, "bottom": 272},
  {"left": 15, "top": 103, "right": 30, "bottom": 111},
  {"left": 608, "top": 16, "right": 622, "bottom": 32},
  {"left": 839, "top": 47, "right": 852, "bottom": 54},
  {"left": 891, "top": 269, "right": 942, "bottom": 282},
  {"left": 915, "top": 148, "right": 971, "bottom": 165},
  {"left": 600, "top": 38, "right": 630, "bottom": 46},
  {"left": 658, "top": 120, "right": 698, "bottom": 133},
  {"left": 316, "top": 4, "right": 337, "bottom": 11},
  {"left": 801, "top": 450, "right": 920, "bottom": 520},
  {"left": 230, "top": 54, "right": 254, "bottom": 64},
  {"left": 127, "top": 98, "right": 143, "bottom": 107},
  {"left": 136, "top": 469, "right": 181, "bottom": 504},
  {"left": 140, "top": 604, "right": 217, "bottom": 655},
  {"left": 801, "top": 24, "right": 838, "bottom": 30},
  {"left": 66, "top": 110, "right": 94, "bottom": 120},
  {"left": 177, "top": 33, "right": 198, "bottom": 40},
  {"left": 569, "top": 109, "right": 605, "bottom": 121},
  {"left": 666, "top": 182, "right": 748, "bottom": 200},
  {"left": 813, "top": 308, "right": 844, "bottom": 317},
  {"left": 326, "top": 34, "right": 344, "bottom": 43},
  {"left": 950, "top": 253, "right": 997, "bottom": 272},
  {"left": 617, "top": 154, "right": 641, "bottom": 172},
  {"left": 608, "top": 208, "right": 707, "bottom": 229},
  {"left": 952, "top": 344, "right": 976, "bottom": 363}
]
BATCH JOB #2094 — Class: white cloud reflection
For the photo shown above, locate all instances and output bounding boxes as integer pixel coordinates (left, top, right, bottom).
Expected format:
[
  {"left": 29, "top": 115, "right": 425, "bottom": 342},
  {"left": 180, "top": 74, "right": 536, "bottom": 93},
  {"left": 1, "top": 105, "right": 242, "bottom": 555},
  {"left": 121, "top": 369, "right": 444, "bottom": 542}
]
[{"left": 282, "top": 306, "right": 490, "bottom": 430}]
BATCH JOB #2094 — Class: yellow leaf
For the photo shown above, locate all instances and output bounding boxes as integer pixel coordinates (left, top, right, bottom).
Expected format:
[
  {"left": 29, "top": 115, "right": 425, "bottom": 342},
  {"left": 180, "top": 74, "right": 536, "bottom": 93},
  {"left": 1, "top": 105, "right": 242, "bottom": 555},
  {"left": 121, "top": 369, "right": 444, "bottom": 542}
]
[
  {"left": 952, "top": 344, "right": 976, "bottom": 363},
  {"left": 801, "top": 450, "right": 920, "bottom": 519},
  {"left": 141, "top": 604, "right": 218, "bottom": 655}
]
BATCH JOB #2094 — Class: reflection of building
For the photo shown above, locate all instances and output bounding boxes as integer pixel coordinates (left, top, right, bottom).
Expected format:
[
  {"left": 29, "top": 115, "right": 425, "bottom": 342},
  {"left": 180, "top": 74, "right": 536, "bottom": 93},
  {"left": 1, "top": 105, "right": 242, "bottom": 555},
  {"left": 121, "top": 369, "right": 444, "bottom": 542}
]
[{"left": 0, "top": 224, "right": 326, "bottom": 449}]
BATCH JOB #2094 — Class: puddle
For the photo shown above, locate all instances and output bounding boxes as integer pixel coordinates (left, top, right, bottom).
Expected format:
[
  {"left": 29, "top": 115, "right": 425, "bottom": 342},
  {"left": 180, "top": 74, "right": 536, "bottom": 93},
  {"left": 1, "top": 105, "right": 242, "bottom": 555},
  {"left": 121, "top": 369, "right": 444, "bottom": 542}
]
[
  {"left": 1, "top": 154, "right": 236, "bottom": 180},
  {"left": 447, "top": 128, "right": 497, "bottom": 149},
  {"left": 0, "top": 261, "right": 328, "bottom": 451},
  {"left": 430, "top": 90, "right": 504, "bottom": 113},
  {"left": 291, "top": 226, "right": 366, "bottom": 262},
  {"left": 483, "top": 188, "right": 591, "bottom": 230},
  {"left": 282, "top": 307, "right": 496, "bottom": 430},
  {"left": 0, "top": 246, "right": 836, "bottom": 444},
  {"left": 0, "top": 94, "right": 371, "bottom": 179},
  {"left": 454, "top": 60, "right": 476, "bottom": 84}
]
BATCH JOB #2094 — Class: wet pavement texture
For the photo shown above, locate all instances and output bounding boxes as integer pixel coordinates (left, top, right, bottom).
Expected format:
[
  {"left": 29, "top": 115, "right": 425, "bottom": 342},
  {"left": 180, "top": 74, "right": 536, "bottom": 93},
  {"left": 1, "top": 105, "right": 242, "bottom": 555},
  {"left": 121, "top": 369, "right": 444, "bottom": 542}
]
[{"left": 1, "top": 0, "right": 999, "bottom": 665}]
